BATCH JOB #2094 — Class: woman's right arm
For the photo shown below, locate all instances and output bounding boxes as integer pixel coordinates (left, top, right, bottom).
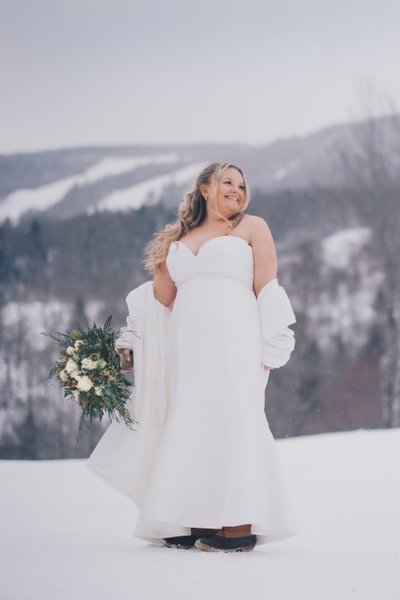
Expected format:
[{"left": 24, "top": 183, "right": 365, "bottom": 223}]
[{"left": 153, "top": 260, "right": 177, "bottom": 308}]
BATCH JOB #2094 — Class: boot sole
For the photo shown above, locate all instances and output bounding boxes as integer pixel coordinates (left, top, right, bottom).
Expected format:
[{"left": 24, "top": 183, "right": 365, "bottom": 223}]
[
  {"left": 164, "top": 541, "right": 194, "bottom": 549},
  {"left": 195, "top": 540, "right": 255, "bottom": 553}
]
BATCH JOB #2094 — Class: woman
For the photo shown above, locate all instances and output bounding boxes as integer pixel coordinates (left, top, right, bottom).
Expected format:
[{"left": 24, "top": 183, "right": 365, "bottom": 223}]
[{"left": 117, "top": 162, "right": 297, "bottom": 552}]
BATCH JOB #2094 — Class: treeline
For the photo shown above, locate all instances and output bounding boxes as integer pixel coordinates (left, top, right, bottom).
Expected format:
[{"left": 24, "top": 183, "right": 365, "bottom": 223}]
[
  {"left": 0, "top": 186, "right": 355, "bottom": 305},
  {"left": 0, "top": 203, "right": 175, "bottom": 308}
]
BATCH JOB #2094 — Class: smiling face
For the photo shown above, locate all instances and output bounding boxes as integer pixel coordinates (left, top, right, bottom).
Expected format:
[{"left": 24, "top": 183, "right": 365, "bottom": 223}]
[{"left": 204, "top": 166, "right": 247, "bottom": 219}]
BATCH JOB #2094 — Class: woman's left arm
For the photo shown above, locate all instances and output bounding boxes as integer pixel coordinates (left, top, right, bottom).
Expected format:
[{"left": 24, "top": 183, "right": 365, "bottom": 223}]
[
  {"left": 249, "top": 216, "right": 278, "bottom": 297},
  {"left": 249, "top": 216, "right": 296, "bottom": 371}
]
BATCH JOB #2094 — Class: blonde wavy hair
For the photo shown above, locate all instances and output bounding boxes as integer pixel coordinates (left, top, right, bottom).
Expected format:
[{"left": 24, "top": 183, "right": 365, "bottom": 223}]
[{"left": 143, "top": 162, "right": 250, "bottom": 274}]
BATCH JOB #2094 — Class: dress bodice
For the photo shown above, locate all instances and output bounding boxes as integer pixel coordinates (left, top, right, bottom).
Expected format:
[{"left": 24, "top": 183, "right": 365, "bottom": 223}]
[{"left": 166, "top": 235, "right": 254, "bottom": 288}]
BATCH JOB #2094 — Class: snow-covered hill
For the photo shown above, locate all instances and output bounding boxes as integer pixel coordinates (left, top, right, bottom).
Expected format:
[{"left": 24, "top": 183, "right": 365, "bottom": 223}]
[
  {"left": 1, "top": 429, "right": 399, "bottom": 600},
  {"left": 1, "top": 115, "right": 398, "bottom": 223},
  {"left": 0, "top": 153, "right": 206, "bottom": 223}
]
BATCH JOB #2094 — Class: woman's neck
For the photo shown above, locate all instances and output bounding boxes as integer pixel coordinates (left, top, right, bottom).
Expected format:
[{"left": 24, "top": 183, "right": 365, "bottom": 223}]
[{"left": 203, "top": 213, "right": 232, "bottom": 228}]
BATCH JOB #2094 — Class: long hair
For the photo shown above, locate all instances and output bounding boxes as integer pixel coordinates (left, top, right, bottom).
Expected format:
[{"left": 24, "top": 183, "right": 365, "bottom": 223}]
[{"left": 143, "top": 162, "right": 250, "bottom": 274}]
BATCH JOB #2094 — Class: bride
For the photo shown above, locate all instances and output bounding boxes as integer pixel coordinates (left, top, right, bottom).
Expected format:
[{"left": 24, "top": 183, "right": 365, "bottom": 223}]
[{"left": 92, "top": 162, "right": 297, "bottom": 552}]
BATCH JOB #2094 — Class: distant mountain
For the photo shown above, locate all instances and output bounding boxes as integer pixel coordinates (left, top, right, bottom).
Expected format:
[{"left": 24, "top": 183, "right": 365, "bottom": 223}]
[{"left": 1, "top": 115, "right": 398, "bottom": 223}]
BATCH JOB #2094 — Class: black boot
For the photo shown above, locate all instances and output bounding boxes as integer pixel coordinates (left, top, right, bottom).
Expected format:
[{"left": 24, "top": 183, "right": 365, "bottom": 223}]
[
  {"left": 195, "top": 533, "right": 257, "bottom": 552},
  {"left": 164, "top": 528, "right": 217, "bottom": 549}
]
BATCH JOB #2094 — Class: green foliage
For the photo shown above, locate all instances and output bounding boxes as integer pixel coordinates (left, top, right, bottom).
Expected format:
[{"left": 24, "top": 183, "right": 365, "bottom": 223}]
[{"left": 44, "top": 316, "right": 136, "bottom": 442}]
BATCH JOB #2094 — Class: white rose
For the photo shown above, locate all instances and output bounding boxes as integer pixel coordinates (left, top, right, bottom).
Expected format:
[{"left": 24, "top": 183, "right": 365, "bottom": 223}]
[
  {"left": 77, "top": 375, "right": 93, "bottom": 392},
  {"left": 81, "top": 357, "right": 97, "bottom": 370},
  {"left": 74, "top": 340, "right": 84, "bottom": 351},
  {"left": 65, "top": 359, "right": 78, "bottom": 374},
  {"left": 94, "top": 386, "right": 102, "bottom": 396},
  {"left": 59, "top": 370, "right": 68, "bottom": 383},
  {"left": 66, "top": 346, "right": 75, "bottom": 356}
]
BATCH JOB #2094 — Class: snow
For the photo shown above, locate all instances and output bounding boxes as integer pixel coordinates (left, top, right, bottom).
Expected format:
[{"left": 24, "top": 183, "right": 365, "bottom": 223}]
[
  {"left": 273, "top": 159, "right": 300, "bottom": 181},
  {"left": 1, "top": 299, "right": 73, "bottom": 351},
  {"left": 0, "top": 154, "right": 178, "bottom": 223},
  {"left": 1, "top": 428, "right": 399, "bottom": 600},
  {"left": 273, "top": 167, "right": 287, "bottom": 180},
  {"left": 303, "top": 226, "right": 382, "bottom": 356},
  {"left": 322, "top": 227, "right": 371, "bottom": 269},
  {"left": 82, "top": 154, "right": 178, "bottom": 182},
  {"left": 97, "top": 161, "right": 207, "bottom": 212},
  {"left": 309, "top": 276, "right": 382, "bottom": 355},
  {"left": 1, "top": 299, "right": 103, "bottom": 339}
]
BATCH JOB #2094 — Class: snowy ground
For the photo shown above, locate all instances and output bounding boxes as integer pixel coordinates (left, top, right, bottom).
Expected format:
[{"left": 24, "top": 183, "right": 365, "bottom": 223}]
[{"left": 1, "top": 429, "right": 399, "bottom": 600}]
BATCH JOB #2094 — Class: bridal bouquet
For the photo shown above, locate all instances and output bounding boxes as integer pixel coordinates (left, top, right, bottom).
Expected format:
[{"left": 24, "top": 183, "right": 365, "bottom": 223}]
[{"left": 46, "top": 316, "right": 135, "bottom": 440}]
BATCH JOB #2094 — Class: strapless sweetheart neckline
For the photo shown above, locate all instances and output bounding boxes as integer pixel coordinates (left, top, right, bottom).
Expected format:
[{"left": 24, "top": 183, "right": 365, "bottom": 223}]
[{"left": 176, "top": 235, "right": 251, "bottom": 258}]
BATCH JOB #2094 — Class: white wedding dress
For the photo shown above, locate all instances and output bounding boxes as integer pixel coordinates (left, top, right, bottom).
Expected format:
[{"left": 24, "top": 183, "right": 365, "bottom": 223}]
[{"left": 134, "top": 235, "right": 296, "bottom": 544}]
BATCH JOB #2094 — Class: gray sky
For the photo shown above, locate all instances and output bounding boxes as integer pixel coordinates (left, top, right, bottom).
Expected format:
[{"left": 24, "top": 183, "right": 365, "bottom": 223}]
[{"left": 1, "top": 0, "right": 399, "bottom": 153}]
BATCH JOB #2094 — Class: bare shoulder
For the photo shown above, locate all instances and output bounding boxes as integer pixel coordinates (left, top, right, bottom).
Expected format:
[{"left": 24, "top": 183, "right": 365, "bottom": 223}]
[
  {"left": 242, "top": 215, "right": 277, "bottom": 291},
  {"left": 240, "top": 214, "right": 274, "bottom": 243}
]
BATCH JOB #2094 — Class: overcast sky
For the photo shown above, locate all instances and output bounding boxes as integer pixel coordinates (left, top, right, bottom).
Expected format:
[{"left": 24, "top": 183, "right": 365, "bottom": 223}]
[{"left": 1, "top": 0, "right": 399, "bottom": 154}]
